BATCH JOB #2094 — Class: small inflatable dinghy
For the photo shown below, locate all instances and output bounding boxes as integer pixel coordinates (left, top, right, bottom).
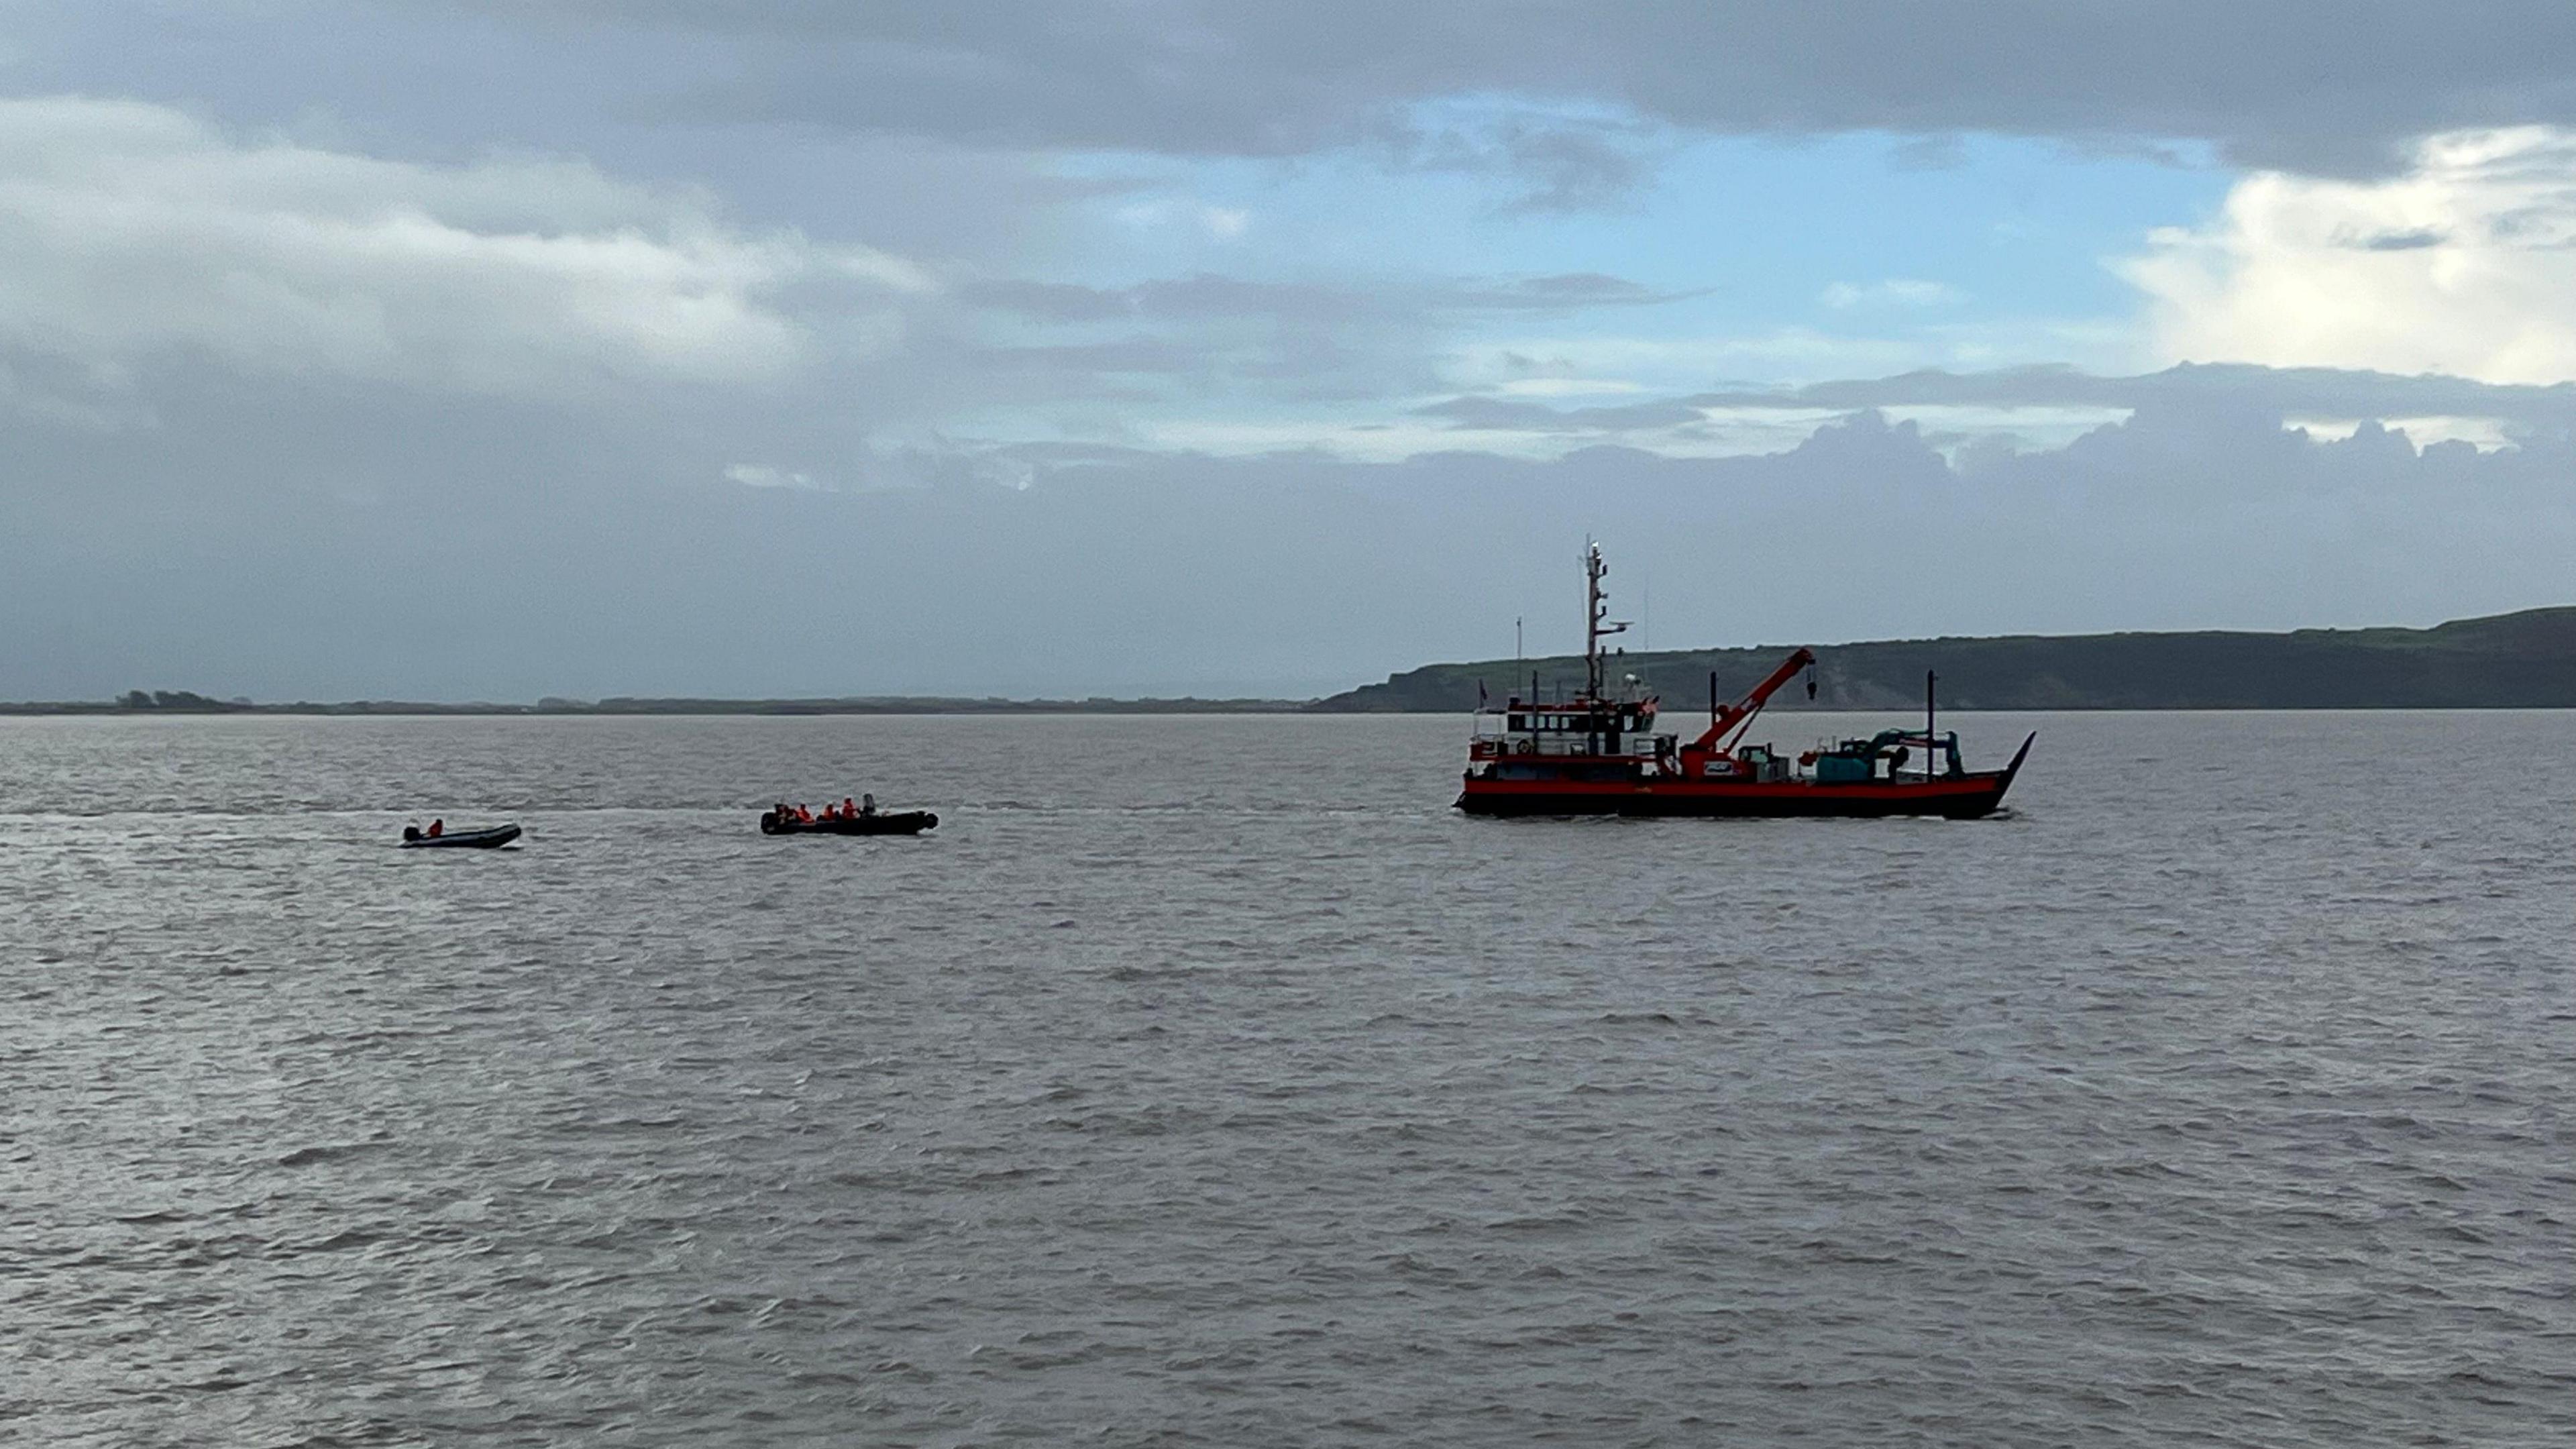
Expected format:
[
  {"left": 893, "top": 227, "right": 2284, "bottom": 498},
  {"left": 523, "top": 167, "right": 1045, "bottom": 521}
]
[
  {"left": 400, "top": 823, "right": 522, "bottom": 849},
  {"left": 759, "top": 809, "right": 936, "bottom": 836}
]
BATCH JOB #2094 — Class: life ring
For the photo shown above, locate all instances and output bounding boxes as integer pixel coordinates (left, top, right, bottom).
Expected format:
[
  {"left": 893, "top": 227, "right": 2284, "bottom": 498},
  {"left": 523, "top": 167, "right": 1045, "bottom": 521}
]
[{"left": 1515, "top": 739, "right": 1535, "bottom": 755}]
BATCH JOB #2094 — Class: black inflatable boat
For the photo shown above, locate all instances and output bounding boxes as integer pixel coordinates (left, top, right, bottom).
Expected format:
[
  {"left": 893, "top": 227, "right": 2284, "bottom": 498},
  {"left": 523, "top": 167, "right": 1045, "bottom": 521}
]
[
  {"left": 400, "top": 823, "right": 522, "bottom": 849},
  {"left": 759, "top": 810, "right": 936, "bottom": 836}
]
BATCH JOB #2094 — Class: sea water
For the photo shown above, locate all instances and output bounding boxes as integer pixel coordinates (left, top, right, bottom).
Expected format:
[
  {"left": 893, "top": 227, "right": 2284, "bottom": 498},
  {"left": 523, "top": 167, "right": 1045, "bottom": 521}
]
[{"left": 3, "top": 711, "right": 2569, "bottom": 1445}]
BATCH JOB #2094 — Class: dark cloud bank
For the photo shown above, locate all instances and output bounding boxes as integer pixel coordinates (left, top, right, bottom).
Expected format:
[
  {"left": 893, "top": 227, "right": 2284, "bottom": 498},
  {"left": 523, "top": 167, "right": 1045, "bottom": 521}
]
[
  {"left": 462, "top": 0, "right": 2576, "bottom": 177},
  {"left": 5, "top": 368, "right": 2569, "bottom": 701},
  {"left": 39, "top": 2, "right": 2576, "bottom": 198}
]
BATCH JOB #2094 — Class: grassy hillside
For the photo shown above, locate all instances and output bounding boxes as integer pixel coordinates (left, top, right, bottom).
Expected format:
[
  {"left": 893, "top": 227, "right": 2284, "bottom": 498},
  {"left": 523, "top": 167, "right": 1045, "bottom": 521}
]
[{"left": 1311, "top": 607, "right": 2576, "bottom": 712}]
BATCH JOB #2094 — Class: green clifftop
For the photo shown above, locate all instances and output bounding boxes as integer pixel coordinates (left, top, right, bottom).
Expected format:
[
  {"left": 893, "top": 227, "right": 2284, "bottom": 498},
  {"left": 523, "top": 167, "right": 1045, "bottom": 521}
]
[{"left": 1312, "top": 607, "right": 2576, "bottom": 712}]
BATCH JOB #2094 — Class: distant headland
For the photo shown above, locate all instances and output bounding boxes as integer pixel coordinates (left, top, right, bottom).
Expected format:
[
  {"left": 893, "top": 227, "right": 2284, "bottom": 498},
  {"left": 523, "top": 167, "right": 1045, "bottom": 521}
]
[
  {"left": 8, "top": 606, "right": 2574, "bottom": 715},
  {"left": 1313, "top": 606, "right": 2576, "bottom": 712}
]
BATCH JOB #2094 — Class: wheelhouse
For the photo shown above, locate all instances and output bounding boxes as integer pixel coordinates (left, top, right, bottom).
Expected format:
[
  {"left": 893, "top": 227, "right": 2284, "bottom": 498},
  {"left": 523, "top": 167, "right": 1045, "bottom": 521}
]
[{"left": 1470, "top": 695, "right": 1677, "bottom": 780}]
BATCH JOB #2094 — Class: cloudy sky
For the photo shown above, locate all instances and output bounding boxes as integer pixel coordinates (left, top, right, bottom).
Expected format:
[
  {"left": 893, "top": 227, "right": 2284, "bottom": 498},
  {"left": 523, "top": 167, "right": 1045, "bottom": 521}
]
[{"left": 6, "top": 1, "right": 2576, "bottom": 700}]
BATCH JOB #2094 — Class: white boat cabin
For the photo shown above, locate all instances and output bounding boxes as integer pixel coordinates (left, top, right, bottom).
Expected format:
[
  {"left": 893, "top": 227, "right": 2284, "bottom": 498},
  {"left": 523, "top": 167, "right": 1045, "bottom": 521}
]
[{"left": 1470, "top": 695, "right": 1678, "bottom": 777}]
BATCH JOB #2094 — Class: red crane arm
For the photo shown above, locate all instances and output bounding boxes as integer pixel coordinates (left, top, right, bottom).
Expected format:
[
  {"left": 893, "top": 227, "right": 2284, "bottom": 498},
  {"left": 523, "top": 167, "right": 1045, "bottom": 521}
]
[{"left": 1689, "top": 647, "right": 1817, "bottom": 752}]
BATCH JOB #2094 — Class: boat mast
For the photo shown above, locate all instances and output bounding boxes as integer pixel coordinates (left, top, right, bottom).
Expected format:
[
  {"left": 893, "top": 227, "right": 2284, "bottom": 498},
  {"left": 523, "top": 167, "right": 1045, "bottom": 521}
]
[
  {"left": 1582, "top": 539, "right": 1627, "bottom": 702},
  {"left": 1584, "top": 541, "right": 1604, "bottom": 700}
]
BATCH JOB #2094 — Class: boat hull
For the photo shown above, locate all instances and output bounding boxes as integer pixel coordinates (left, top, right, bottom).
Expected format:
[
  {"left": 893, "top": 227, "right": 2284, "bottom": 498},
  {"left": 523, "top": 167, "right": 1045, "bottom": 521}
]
[
  {"left": 759, "top": 810, "right": 937, "bottom": 836},
  {"left": 1458, "top": 733, "right": 2034, "bottom": 820},
  {"left": 400, "top": 824, "right": 521, "bottom": 848},
  {"left": 1459, "top": 775, "right": 2011, "bottom": 819}
]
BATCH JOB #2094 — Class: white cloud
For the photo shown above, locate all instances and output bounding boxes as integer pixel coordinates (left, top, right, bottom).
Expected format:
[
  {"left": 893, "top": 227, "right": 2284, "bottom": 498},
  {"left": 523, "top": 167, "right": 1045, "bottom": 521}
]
[
  {"left": 1820, "top": 278, "right": 1964, "bottom": 309},
  {"left": 0, "top": 96, "right": 928, "bottom": 401},
  {"left": 722, "top": 463, "right": 827, "bottom": 490},
  {"left": 1454, "top": 329, "right": 1927, "bottom": 392},
  {"left": 2288, "top": 415, "right": 2513, "bottom": 451},
  {"left": 1142, "top": 402, "right": 1891, "bottom": 463},
  {"left": 2123, "top": 126, "right": 2576, "bottom": 384},
  {"left": 1110, "top": 198, "right": 1254, "bottom": 239},
  {"left": 1497, "top": 377, "right": 1646, "bottom": 397}
]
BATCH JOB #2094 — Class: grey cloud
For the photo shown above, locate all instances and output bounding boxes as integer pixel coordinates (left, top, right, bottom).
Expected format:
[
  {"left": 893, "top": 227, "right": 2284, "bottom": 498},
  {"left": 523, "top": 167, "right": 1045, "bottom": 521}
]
[
  {"left": 1514, "top": 274, "right": 1648, "bottom": 302},
  {"left": 1125, "top": 274, "right": 1381, "bottom": 321},
  {"left": 971, "top": 338, "right": 1206, "bottom": 376},
  {"left": 1886, "top": 133, "right": 1970, "bottom": 170},
  {"left": 1487, "top": 125, "right": 1660, "bottom": 213},
  {"left": 1462, "top": 274, "right": 1680, "bottom": 308},
  {"left": 945, "top": 311, "right": 1440, "bottom": 405},
  {"left": 2351, "top": 228, "right": 2449, "bottom": 251},
  {"left": 957, "top": 276, "right": 1382, "bottom": 329},
  {"left": 1390, "top": 108, "right": 1668, "bottom": 212},
  {"left": 957, "top": 278, "right": 1139, "bottom": 323},
  {"left": 328, "top": 1, "right": 2576, "bottom": 178}
]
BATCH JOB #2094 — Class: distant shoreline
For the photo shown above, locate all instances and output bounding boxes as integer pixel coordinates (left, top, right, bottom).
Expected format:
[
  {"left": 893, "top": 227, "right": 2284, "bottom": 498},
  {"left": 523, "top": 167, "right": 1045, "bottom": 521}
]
[
  {"left": 13, "top": 604, "right": 2576, "bottom": 715},
  {"left": 9, "top": 698, "right": 2576, "bottom": 718},
  {"left": 0, "top": 692, "right": 1311, "bottom": 717}
]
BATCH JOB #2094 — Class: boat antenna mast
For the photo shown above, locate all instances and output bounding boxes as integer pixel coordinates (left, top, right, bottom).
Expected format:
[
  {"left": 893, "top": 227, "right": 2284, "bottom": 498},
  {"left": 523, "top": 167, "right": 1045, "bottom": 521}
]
[{"left": 1583, "top": 539, "right": 1629, "bottom": 700}]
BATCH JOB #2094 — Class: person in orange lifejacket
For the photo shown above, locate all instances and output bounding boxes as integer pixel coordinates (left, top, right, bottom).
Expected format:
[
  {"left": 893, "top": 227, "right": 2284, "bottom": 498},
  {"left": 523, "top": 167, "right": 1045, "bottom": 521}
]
[
  {"left": 427, "top": 818, "right": 443, "bottom": 838},
  {"left": 796, "top": 804, "right": 812, "bottom": 824},
  {"left": 843, "top": 797, "right": 857, "bottom": 818}
]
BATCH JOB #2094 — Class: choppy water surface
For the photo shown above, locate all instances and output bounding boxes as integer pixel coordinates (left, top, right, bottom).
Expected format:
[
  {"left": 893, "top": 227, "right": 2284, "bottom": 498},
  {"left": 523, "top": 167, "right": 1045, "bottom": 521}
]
[{"left": 3, "top": 711, "right": 2570, "bottom": 1446}]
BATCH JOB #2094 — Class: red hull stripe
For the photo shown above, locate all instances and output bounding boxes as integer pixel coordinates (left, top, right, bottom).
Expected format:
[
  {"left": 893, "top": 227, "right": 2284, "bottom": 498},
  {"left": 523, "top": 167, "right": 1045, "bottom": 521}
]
[
  {"left": 1458, "top": 775, "right": 2008, "bottom": 801},
  {"left": 1454, "top": 767, "right": 2022, "bottom": 818}
]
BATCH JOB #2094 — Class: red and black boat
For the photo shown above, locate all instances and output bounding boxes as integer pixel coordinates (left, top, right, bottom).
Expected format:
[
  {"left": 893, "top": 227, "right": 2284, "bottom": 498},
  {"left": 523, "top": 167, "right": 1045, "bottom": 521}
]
[
  {"left": 759, "top": 806, "right": 937, "bottom": 836},
  {"left": 1456, "top": 544, "right": 2032, "bottom": 819}
]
